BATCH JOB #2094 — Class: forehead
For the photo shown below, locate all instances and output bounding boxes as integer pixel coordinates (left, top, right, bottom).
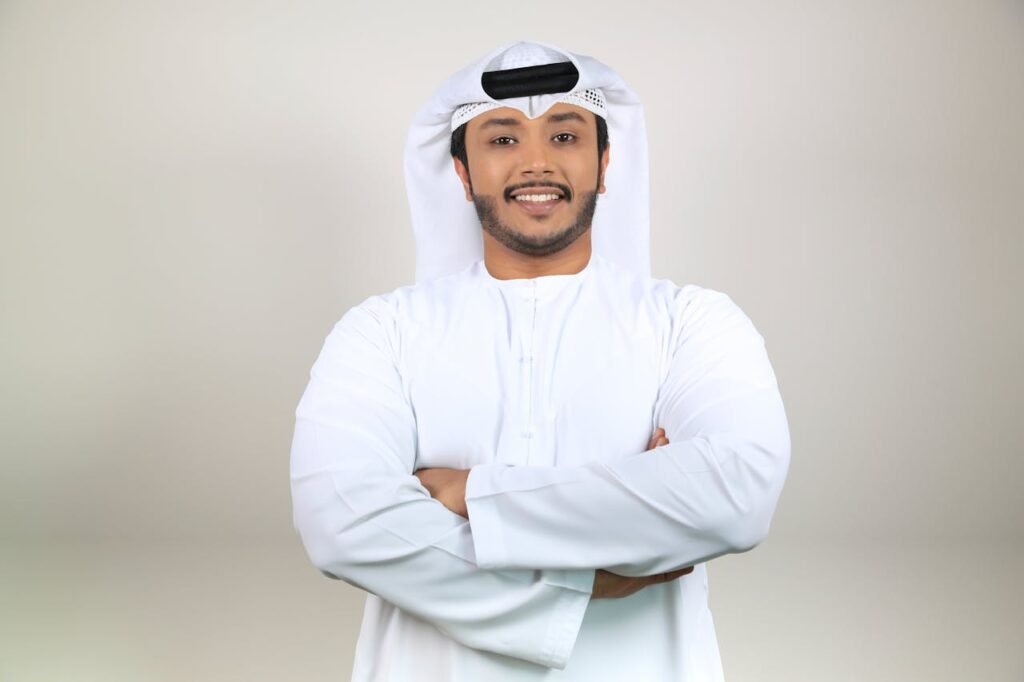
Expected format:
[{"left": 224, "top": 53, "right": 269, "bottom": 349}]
[{"left": 467, "top": 102, "right": 594, "bottom": 131}]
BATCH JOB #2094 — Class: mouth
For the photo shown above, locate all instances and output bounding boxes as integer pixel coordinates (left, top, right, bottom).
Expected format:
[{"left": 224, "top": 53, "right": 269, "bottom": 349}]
[{"left": 506, "top": 183, "right": 571, "bottom": 218}]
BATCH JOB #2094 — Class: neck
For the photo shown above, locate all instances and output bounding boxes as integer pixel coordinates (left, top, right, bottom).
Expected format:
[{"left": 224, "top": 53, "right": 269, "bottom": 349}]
[{"left": 481, "top": 231, "right": 593, "bottom": 280}]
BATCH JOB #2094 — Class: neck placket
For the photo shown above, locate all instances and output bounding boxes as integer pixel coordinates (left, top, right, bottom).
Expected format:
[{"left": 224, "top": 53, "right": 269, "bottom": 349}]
[{"left": 476, "top": 256, "right": 597, "bottom": 466}]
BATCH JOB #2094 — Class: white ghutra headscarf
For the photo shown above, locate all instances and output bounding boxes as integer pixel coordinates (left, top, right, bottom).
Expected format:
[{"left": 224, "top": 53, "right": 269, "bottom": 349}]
[{"left": 403, "top": 41, "right": 651, "bottom": 284}]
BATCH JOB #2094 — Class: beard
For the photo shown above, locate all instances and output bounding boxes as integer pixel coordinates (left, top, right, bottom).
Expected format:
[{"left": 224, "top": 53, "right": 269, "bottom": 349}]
[{"left": 471, "top": 188, "right": 599, "bottom": 258}]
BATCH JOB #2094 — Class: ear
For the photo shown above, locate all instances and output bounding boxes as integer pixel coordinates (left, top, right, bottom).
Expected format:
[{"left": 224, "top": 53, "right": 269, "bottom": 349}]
[
  {"left": 598, "top": 144, "right": 610, "bottom": 194},
  {"left": 452, "top": 157, "right": 473, "bottom": 201}
]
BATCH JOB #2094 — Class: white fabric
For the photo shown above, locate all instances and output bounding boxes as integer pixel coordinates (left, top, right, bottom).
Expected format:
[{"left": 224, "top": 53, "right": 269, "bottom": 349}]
[
  {"left": 290, "top": 253, "right": 791, "bottom": 680},
  {"left": 404, "top": 40, "right": 650, "bottom": 284},
  {"left": 451, "top": 88, "right": 608, "bottom": 132}
]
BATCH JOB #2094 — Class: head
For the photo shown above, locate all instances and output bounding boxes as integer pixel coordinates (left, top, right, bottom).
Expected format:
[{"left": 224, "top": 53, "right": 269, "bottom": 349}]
[{"left": 449, "top": 102, "right": 610, "bottom": 258}]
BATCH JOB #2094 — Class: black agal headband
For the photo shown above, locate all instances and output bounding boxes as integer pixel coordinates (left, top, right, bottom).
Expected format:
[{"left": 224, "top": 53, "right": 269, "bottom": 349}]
[{"left": 481, "top": 62, "right": 580, "bottom": 99}]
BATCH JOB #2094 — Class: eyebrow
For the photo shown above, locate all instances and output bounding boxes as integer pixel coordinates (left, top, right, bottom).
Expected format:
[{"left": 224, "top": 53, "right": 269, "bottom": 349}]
[
  {"left": 546, "top": 111, "right": 587, "bottom": 124},
  {"left": 478, "top": 117, "right": 521, "bottom": 130}
]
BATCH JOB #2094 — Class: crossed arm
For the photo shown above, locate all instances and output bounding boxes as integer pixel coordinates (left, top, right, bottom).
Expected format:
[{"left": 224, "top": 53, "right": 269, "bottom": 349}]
[
  {"left": 290, "top": 287, "right": 790, "bottom": 668},
  {"left": 414, "top": 428, "right": 694, "bottom": 599}
]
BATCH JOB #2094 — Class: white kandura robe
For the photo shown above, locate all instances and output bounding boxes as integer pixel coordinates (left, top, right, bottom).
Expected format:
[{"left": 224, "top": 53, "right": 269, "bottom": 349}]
[{"left": 290, "top": 252, "right": 791, "bottom": 681}]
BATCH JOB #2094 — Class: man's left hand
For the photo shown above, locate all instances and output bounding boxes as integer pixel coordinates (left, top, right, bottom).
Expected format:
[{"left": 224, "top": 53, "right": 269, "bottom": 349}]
[{"left": 414, "top": 467, "right": 470, "bottom": 518}]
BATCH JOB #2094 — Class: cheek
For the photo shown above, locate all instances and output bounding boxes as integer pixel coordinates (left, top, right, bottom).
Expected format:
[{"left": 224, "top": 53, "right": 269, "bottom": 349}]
[
  {"left": 567, "top": 158, "right": 600, "bottom": 187},
  {"left": 468, "top": 159, "right": 509, "bottom": 196}
]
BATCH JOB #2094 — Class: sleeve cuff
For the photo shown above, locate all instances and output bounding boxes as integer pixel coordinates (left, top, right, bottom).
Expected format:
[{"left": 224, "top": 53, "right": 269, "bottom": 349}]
[
  {"left": 537, "top": 568, "right": 594, "bottom": 669},
  {"left": 465, "top": 463, "right": 510, "bottom": 568}
]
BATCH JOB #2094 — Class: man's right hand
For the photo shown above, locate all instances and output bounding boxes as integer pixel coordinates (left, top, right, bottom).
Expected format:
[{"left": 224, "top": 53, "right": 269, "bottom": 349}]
[
  {"left": 591, "top": 427, "right": 695, "bottom": 600},
  {"left": 592, "top": 565, "right": 695, "bottom": 599}
]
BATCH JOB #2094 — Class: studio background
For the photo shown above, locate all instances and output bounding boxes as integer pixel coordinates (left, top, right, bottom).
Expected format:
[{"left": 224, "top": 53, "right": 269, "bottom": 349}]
[{"left": 1, "top": 0, "right": 1021, "bottom": 680}]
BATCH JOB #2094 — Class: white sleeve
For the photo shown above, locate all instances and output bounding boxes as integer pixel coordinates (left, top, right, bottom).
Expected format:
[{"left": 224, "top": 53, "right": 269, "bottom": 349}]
[
  {"left": 464, "top": 287, "right": 791, "bottom": 577},
  {"left": 290, "top": 296, "right": 595, "bottom": 670}
]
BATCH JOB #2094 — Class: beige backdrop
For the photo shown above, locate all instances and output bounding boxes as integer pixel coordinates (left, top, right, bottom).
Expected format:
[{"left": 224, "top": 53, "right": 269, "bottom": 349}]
[{"left": 1, "top": 0, "right": 1022, "bottom": 680}]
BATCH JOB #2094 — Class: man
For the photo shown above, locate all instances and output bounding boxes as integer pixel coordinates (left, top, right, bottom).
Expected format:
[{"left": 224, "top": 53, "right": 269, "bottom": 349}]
[{"left": 290, "top": 41, "right": 790, "bottom": 681}]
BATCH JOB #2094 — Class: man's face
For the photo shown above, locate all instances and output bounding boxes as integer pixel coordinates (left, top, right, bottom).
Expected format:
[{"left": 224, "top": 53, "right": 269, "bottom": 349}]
[{"left": 454, "top": 103, "right": 610, "bottom": 258}]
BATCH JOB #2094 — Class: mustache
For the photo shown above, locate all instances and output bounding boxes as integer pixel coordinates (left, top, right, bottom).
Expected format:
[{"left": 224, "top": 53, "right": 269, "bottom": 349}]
[{"left": 503, "top": 181, "right": 573, "bottom": 203}]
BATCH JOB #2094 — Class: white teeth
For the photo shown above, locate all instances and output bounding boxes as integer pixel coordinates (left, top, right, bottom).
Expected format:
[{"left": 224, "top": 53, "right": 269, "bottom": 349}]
[{"left": 515, "top": 194, "right": 561, "bottom": 203}]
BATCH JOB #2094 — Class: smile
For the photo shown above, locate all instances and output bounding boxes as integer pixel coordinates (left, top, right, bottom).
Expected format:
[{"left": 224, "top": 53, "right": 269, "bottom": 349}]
[
  {"left": 510, "top": 193, "right": 564, "bottom": 217},
  {"left": 515, "top": 193, "right": 561, "bottom": 203},
  {"left": 505, "top": 183, "right": 571, "bottom": 218}
]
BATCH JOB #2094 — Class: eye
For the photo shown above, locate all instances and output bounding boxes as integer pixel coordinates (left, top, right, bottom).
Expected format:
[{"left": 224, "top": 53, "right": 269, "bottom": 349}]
[
  {"left": 491, "top": 136, "right": 517, "bottom": 146},
  {"left": 553, "top": 132, "right": 577, "bottom": 144}
]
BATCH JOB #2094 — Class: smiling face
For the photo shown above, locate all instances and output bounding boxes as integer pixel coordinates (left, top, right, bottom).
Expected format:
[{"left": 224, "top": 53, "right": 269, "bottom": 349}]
[{"left": 453, "top": 103, "right": 610, "bottom": 259}]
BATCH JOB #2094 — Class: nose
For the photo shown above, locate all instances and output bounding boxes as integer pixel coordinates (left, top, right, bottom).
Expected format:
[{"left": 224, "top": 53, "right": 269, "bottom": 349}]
[{"left": 518, "top": 138, "right": 553, "bottom": 176}]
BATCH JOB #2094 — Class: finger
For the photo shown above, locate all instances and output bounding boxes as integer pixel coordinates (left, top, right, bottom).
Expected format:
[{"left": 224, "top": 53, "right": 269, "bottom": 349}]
[
  {"left": 657, "top": 567, "right": 693, "bottom": 584},
  {"left": 655, "top": 573, "right": 677, "bottom": 584}
]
